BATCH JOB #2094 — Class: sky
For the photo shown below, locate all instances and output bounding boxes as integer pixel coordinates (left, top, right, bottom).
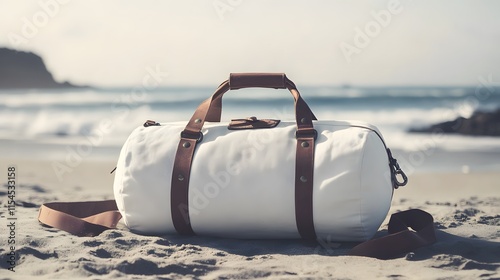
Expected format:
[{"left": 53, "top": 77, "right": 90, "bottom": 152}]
[{"left": 1, "top": 0, "right": 500, "bottom": 87}]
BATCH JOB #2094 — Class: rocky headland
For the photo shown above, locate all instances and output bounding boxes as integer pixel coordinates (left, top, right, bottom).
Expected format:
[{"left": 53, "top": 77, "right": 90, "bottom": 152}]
[{"left": 0, "top": 47, "right": 82, "bottom": 89}]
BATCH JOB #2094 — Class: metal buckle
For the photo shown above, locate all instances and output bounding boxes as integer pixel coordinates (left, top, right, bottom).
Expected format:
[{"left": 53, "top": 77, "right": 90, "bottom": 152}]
[
  {"left": 295, "top": 129, "right": 318, "bottom": 140},
  {"left": 393, "top": 169, "right": 408, "bottom": 188},
  {"left": 389, "top": 155, "right": 408, "bottom": 188},
  {"left": 180, "top": 130, "right": 203, "bottom": 143}
]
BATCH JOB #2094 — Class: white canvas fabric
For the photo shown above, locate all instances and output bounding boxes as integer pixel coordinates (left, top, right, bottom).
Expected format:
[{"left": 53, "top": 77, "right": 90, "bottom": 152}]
[{"left": 113, "top": 120, "right": 393, "bottom": 241}]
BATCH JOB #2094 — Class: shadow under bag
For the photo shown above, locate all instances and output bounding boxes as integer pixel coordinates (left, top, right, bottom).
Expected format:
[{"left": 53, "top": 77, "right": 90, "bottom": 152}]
[{"left": 39, "top": 73, "right": 436, "bottom": 259}]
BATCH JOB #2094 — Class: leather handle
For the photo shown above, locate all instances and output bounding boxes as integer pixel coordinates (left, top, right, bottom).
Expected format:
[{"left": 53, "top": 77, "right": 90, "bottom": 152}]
[
  {"left": 229, "top": 73, "right": 287, "bottom": 89},
  {"left": 205, "top": 73, "right": 317, "bottom": 122},
  {"left": 184, "top": 74, "right": 316, "bottom": 135}
]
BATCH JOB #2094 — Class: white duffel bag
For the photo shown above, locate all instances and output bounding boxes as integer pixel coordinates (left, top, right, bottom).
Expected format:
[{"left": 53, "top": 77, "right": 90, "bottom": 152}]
[
  {"left": 112, "top": 73, "right": 407, "bottom": 241},
  {"left": 39, "top": 73, "right": 437, "bottom": 259}
]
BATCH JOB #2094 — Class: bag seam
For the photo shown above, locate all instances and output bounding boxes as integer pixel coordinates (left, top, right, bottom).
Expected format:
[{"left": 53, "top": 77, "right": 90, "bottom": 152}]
[
  {"left": 116, "top": 128, "right": 134, "bottom": 227},
  {"left": 358, "top": 130, "right": 370, "bottom": 240}
]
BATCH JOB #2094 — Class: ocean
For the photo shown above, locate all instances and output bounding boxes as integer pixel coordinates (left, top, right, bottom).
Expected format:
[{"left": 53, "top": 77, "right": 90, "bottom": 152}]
[{"left": 1, "top": 86, "right": 500, "bottom": 174}]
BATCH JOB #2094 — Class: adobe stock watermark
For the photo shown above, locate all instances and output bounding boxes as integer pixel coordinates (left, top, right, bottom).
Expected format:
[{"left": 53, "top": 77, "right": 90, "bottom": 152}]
[
  {"left": 4, "top": 166, "right": 18, "bottom": 272},
  {"left": 7, "top": 0, "right": 71, "bottom": 47},
  {"left": 51, "top": 65, "right": 169, "bottom": 181},
  {"left": 213, "top": 0, "right": 244, "bottom": 21},
  {"left": 340, "top": 0, "right": 404, "bottom": 63}
]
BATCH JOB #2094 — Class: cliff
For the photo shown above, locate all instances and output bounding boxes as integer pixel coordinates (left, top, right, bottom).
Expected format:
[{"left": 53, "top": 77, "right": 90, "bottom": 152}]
[{"left": 0, "top": 47, "right": 80, "bottom": 89}]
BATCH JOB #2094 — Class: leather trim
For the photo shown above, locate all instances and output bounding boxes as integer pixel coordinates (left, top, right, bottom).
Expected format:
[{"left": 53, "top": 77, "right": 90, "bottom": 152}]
[
  {"left": 170, "top": 137, "right": 197, "bottom": 235},
  {"left": 38, "top": 200, "right": 121, "bottom": 237},
  {"left": 295, "top": 135, "right": 317, "bottom": 239},
  {"left": 229, "top": 73, "right": 286, "bottom": 89},
  {"left": 37, "top": 200, "right": 436, "bottom": 260},
  {"left": 228, "top": 117, "right": 280, "bottom": 130},
  {"left": 205, "top": 75, "right": 317, "bottom": 122},
  {"left": 349, "top": 209, "right": 436, "bottom": 259}
]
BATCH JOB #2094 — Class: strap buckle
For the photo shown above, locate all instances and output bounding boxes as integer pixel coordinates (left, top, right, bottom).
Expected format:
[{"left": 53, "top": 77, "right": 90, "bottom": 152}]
[
  {"left": 180, "top": 130, "right": 204, "bottom": 143},
  {"left": 143, "top": 120, "right": 160, "bottom": 127},
  {"left": 295, "top": 129, "right": 318, "bottom": 140}
]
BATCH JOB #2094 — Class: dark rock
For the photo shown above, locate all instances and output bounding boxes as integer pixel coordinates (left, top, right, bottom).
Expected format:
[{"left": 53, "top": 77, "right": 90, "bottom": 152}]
[
  {"left": 409, "top": 109, "right": 500, "bottom": 136},
  {"left": 0, "top": 47, "right": 84, "bottom": 89}
]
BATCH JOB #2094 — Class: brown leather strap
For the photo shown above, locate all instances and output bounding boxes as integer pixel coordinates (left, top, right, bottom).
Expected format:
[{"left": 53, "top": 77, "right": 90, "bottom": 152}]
[
  {"left": 349, "top": 209, "right": 436, "bottom": 259},
  {"left": 229, "top": 73, "right": 287, "bottom": 89},
  {"left": 292, "top": 86, "right": 317, "bottom": 239},
  {"left": 170, "top": 97, "right": 214, "bottom": 235},
  {"left": 205, "top": 74, "right": 317, "bottom": 122},
  {"left": 170, "top": 136, "right": 198, "bottom": 235},
  {"left": 38, "top": 200, "right": 121, "bottom": 237},
  {"left": 38, "top": 200, "right": 435, "bottom": 260},
  {"left": 171, "top": 73, "right": 317, "bottom": 238},
  {"left": 295, "top": 129, "right": 317, "bottom": 239}
]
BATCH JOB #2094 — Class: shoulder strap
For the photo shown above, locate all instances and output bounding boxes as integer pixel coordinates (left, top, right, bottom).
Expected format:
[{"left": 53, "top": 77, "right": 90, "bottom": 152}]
[
  {"left": 38, "top": 200, "right": 122, "bottom": 237},
  {"left": 349, "top": 209, "right": 436, "bottom": 259},
  {"left": 38, "top": 201, "right": 435, "bottom": 259}
]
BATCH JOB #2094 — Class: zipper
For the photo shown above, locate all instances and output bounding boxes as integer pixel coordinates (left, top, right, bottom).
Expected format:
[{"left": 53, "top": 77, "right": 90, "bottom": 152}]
[{"left": 140, "top": 120, "right": 408, "bottom": 188}]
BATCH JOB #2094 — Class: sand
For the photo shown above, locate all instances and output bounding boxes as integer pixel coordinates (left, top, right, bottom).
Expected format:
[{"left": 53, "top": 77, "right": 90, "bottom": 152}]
[{"left": 0, "top": 158, "right": 499, "bottom": 279}]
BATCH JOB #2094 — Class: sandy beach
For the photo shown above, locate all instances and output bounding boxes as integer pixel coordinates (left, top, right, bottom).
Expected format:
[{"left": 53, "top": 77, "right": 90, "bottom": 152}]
[
  {"left": 0, "top": 157, "right": 498, "bottom": 280},
  {"left": 2, "top": 1, "right": 500, "bottom": 279}
]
